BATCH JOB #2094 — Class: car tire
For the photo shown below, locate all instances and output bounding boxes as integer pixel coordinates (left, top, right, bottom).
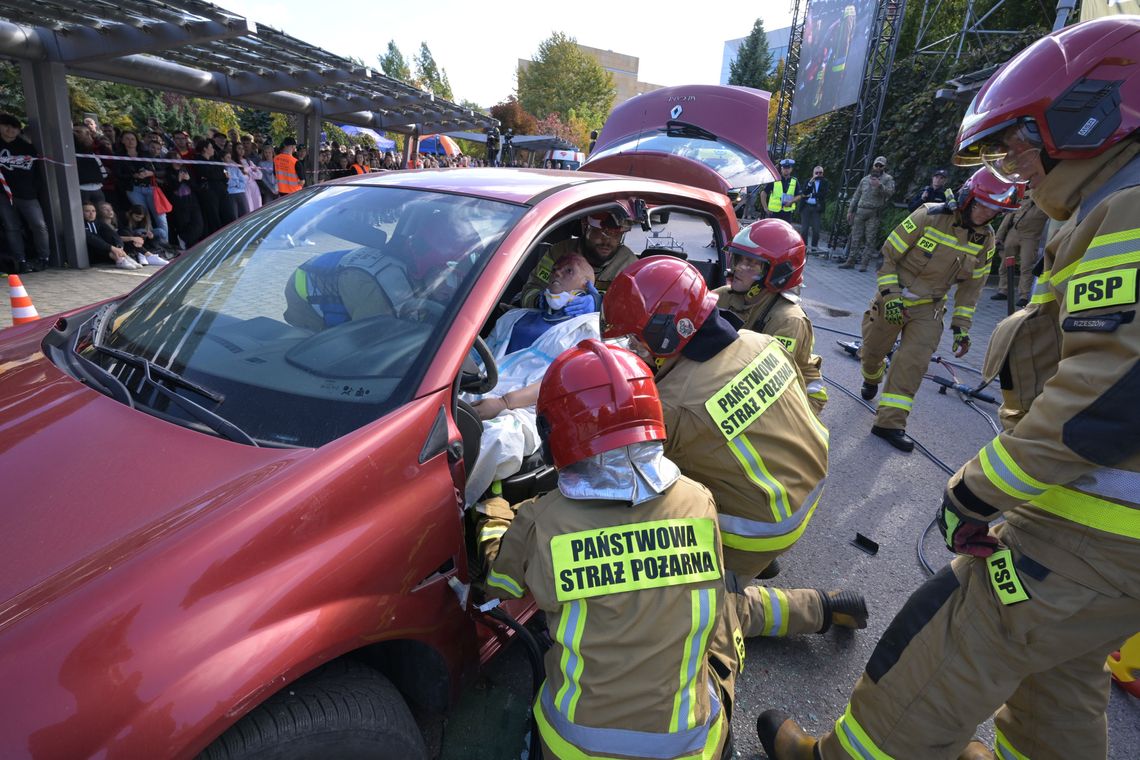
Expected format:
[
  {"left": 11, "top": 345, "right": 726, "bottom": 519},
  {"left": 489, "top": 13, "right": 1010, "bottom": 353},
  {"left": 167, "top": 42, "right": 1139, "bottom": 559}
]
[{"left": 199, "top": 659, "right": 428, "bottom": 760}]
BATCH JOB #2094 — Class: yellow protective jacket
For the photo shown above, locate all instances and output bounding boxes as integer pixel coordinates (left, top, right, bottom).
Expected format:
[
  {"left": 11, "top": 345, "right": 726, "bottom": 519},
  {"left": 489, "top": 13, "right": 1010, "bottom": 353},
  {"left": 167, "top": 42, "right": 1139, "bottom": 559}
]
[
  {"left": 878, "top": 203, "right": 995, "bottom": 330},
  {"left": 714, "top": 286, "right": 827, "bottom": 414},
  {"left": 946, "top": 140, "right": 1140, "bottom": 597},
  {"left": 520, "top": 238, "right": 637, "bottom": 308},
  {"left": 994, "top": 194, "right": 1049, "bottom": 248},
  {"left": 655, "top": 330, "right": 829, "bottom": 577},
  {"left": 485, "top": 477, "right": 739, "bottom": 760}
]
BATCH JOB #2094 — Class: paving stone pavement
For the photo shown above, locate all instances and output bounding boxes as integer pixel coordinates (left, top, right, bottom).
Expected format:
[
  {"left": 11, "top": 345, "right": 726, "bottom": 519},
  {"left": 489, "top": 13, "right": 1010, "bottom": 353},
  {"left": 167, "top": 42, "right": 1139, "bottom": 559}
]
[{"left": 2, "top": 265, "right": 158, "bottom": 330}]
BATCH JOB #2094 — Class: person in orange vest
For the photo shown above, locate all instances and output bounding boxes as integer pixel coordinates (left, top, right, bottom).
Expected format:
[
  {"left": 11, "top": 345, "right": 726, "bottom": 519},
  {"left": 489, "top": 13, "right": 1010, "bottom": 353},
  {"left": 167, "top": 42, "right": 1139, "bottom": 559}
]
[
  {"left": 350, "top": 152, "right": 369, "bottom": 175},
  {"left": 274, "top": 138, "right": 304, "bottom": 195}
]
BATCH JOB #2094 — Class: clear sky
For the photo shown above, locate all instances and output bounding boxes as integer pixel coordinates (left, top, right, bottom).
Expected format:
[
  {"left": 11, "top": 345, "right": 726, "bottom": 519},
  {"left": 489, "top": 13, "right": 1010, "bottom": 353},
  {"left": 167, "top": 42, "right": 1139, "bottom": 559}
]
[{"left": 224, "top": 0, "right": 794, "bottom": 109}]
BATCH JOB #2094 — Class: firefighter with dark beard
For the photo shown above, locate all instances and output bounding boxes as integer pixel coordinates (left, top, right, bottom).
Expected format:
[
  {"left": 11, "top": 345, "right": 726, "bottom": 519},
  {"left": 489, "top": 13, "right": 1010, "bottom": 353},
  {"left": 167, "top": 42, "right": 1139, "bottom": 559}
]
[{"left": 521, "top": 212, "right": 638, "bottom": 310}]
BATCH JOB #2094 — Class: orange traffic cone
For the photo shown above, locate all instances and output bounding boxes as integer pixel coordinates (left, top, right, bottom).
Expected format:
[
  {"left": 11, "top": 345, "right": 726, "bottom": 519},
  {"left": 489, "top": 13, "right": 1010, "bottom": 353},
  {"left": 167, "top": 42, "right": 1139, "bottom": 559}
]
[{"left": 8, "top": 274, "right": 40, "bottom": 325}]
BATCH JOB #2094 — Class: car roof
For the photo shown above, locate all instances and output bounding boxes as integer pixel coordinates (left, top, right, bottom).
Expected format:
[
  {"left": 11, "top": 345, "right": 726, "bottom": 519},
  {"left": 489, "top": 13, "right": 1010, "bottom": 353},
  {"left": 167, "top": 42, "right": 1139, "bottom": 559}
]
[{"left": 329, "top": 167, "right": 694, "bottom": 206}]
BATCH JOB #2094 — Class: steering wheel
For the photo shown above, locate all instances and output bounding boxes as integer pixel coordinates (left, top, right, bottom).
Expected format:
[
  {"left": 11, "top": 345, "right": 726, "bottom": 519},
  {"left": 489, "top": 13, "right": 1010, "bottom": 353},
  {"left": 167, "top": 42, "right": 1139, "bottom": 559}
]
[
  {"left": 398, "top": 297, "right": 447, "bottom": 323},
  {"left": 460, "top": 335, "right": 499, "bottom": 394}
]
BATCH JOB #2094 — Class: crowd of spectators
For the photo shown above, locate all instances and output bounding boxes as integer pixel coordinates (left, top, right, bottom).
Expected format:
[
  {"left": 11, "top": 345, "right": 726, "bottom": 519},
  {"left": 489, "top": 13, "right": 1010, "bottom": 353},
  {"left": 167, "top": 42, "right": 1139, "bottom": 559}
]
[{"left": 0, "top": 112, "right": 519, "bottom": 274}]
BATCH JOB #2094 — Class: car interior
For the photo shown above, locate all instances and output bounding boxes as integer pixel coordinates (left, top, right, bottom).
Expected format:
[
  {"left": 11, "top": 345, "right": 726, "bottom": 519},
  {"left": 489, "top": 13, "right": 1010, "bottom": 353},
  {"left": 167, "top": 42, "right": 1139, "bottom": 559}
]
[{"left": 455, "top": 203, "right": 728, "bottom": 578}]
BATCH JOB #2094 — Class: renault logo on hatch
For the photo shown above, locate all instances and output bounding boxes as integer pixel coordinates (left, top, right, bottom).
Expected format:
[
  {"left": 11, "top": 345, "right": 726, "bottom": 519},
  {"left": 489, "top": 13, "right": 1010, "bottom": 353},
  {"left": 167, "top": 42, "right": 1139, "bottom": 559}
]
[{"left": 670, "top": 105, "right": 683, "bottom": 119}]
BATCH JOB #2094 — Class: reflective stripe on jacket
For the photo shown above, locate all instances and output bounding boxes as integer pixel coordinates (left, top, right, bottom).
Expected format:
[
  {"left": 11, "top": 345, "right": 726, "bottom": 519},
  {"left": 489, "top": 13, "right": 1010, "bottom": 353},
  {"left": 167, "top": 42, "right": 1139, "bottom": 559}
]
[
  {"left": 768, "top": 178, "right": 798, "bottom": 213},
  {"left": 878, "top": 204, "right": 994, "bottom": 330},
  {"left": 274, "top": 153, "right": 303, "bottom": 193}
]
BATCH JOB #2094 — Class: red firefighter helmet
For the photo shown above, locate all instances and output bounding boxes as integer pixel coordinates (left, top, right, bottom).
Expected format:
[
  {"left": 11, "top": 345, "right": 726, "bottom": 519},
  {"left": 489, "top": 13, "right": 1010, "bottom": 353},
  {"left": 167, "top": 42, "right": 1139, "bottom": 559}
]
[
  {"left": 724, "top": 218, "right": 806, "bottom": 291},
  {"left": 957, "top": 167, "right": 1021, "bottom": 213},
  {"left": 954, "top": 16, "right": 1140, "bottom": 173},
  {"left": 536, "top": 339, "right": 666, "bottom": 468},
  {"left": 601, "top": 256, "right": 718, "bottom": 357}
]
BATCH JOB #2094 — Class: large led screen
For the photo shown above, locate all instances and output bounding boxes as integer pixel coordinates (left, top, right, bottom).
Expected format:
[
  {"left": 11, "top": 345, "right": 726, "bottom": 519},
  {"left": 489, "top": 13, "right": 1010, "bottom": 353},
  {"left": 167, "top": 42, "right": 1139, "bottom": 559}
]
[{"left": 791, "top": 0, "right": 878, "bottom": 124}]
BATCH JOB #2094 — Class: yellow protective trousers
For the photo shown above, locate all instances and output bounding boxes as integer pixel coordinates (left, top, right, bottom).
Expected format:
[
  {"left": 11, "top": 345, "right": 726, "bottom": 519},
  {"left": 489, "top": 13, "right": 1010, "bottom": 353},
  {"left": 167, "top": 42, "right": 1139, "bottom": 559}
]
[
  {"left": 995, "top": 229, "right": 1042, "bottom": 302},
  {"left": 732, "top": 585, "right": 824, "bottom": 638},
  {"left": 860, "top": 296, "right": 944, "bottom": 430},
  {"left": 816, "top": 524, "right": 1138, "bottom": 760}
]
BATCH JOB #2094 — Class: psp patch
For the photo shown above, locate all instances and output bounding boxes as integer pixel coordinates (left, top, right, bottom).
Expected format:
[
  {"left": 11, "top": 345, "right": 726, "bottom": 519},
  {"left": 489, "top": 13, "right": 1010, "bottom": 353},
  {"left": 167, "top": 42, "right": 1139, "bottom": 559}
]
[
  {"left": 1067, "top": 269, "right": 1137, "bottom": 313},
  {"left": 774, "top": 335, "right": 798, "bottom": 353},
  {"left": 901, "top": 217, "right": 917, "bottom": 234}
]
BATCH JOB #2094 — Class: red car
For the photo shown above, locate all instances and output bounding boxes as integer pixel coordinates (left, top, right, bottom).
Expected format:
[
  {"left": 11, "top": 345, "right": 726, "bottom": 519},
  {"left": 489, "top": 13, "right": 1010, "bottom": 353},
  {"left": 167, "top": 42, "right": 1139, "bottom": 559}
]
[{"left": 0, "top": 85, "right": 775, "bottom": 758}]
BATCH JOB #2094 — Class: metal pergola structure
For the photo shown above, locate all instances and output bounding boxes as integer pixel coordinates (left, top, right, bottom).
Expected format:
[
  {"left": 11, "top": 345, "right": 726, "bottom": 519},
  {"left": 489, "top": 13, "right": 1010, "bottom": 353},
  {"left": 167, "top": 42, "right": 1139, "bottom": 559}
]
[{"left": 0, "top": 0, "right": 497, "bottom": 268}]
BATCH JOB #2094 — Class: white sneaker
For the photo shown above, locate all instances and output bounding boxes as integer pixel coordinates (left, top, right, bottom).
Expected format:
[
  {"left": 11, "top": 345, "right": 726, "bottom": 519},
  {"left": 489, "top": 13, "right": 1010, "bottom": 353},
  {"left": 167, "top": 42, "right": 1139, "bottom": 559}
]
[
  {"left": 116, "top": 257, "right": 140, "bottom": 269},
  {"left": 136, "top": 253, "right": 149, "bottom": 266},
  {"left": 144, "top": 253, "right": 168, "bottom": 266}
]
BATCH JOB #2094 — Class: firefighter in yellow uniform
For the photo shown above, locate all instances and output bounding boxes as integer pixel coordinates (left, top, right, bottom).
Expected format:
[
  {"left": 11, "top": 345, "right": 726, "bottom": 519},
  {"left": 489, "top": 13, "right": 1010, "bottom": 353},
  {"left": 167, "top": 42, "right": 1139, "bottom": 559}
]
[
  {"left": 992, "top": 191, "right": 1049, "bottom": 307},
  {"left": 859, "top": 167, "right": 1018, "bottom": 452},
  {"left": 758, "top": 17, "right": 1140, "bottom": 759},
  {"left": 481, "top": 339, "right": 740, "bottom": 760},
  {"left": 715, "top": 219, "right": 828, "bottom": 415},
  {"left": 603, "top": 257, "right": 867, "bottom": 636},
  {"left": 520, "top": 212, "right": 638, "bottom": 309}
]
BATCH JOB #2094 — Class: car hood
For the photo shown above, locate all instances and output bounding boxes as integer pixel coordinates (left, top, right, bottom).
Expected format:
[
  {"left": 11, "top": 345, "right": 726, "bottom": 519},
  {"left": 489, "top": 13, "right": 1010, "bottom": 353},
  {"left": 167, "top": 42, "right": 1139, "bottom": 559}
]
[
  {"left": 0, "top": 324, "right": 299, "bottom": 629},
  {"left": 583, "top": 84, "right": 778, "bottom": 192}
]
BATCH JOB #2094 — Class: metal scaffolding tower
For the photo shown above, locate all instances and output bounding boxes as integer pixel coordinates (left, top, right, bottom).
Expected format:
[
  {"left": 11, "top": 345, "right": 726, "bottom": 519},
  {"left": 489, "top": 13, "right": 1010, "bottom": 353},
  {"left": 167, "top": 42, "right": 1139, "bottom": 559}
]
[
  {"left": 912, "top": 0, "right": 1024, "bottom": 83},
  {"left": 827, "top": 0, "right": 909, "bottom": 259},
  {"left": 771, "top": 0, "right": 807, "bottom": 161}
]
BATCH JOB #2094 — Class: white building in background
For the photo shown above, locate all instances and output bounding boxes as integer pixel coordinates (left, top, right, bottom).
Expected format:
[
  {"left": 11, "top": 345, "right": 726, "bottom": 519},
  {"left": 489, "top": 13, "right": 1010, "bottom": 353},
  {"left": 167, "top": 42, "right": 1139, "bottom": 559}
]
[{"left": 720, "top": 26, "right": 791, "bottom": 85}]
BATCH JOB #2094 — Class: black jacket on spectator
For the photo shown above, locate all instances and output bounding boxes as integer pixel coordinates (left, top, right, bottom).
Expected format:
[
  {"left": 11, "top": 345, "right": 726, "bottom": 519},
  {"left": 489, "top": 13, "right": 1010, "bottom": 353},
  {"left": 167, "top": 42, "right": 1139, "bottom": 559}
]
[
  {"left": 0, "top": 135, "right": 42, "bottom": 199},
  {"left": 800, "top": 176, "right": 829, "bottom": 213},
  {"left": 83, "top": 219, "right": 124, "bottom": 264},
  {"left": 909, "top": 184, "right": 955, "bottom": 211},
  {"left": 74, "top": 144, "right": 106, "bottom": 186},
  {"left": 114, "top": 149, "right": 158, "bottom": 190}
]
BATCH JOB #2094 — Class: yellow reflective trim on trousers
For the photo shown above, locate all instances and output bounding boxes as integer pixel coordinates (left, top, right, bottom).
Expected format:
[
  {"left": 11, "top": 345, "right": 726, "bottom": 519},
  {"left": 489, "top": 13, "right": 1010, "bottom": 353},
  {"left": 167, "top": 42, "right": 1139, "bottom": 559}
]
[
  {"left": 1031, "top": 485, "right": 1140, "bottom": 539},
  {"left": 535, "top": 691, "right": 726, "bottom": 760},
  {"left": 757, "top": 587, "right": 789, "bottom": 636},
  {"left": 554, "top": 599, "right": 587, "bottom": 721},
  {"left": 995, "top": 727, "right": 1030, "bottom": 760},
  {"left": 721, "top": 496, "right": 821, "bottom": 553},
  {"left": 880, "top": 393, "right": 912, "bottom": 411},
  {"left": 863, "top": 364, "right": 885, "bottom": 381},
  {"left": 730, "top": 436, "right": 791, "bottom": 520},
  {"left": 293, "top": 269, "right": 309, "bottom": 299},
  {"left": 834, "top": 704, "right": 896, "bottom": 759},
  {"left": 954, "top": 306, "right": 975, "bottom": 318},
  {"left": 479, "top": 524, "right": 507, "bottom": 543},
  {"left": 878, "top": 273, "right": 899, "bottom": 287},
  {"left": 901, "top": 296, "right": 934, "bottom": 306}
]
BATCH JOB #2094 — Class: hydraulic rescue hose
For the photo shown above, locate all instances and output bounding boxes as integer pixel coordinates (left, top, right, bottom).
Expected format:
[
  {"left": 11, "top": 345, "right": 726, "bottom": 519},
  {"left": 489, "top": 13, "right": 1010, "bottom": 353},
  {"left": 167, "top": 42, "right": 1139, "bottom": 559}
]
[
  {"left": 475, "top": 599, "right": 545, "bottom": 760},
  {"left": 812, "top": 314, "right": 1003, "bottom": 573}
]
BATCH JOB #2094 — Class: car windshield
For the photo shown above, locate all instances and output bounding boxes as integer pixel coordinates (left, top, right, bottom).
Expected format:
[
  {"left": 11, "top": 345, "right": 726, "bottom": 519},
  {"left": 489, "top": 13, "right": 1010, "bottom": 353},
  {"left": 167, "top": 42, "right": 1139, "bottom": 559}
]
[
  {"left": 91, "top": 185, "right": 525, "bottom": 447},
  {"left": 588, "top": 128, "right": 774, "bottom": 188}
]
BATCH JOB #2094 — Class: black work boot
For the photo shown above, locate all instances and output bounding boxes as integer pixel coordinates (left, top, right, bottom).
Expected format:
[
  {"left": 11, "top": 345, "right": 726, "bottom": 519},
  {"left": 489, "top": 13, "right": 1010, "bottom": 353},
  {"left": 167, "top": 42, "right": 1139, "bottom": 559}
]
[
  {"left": 838, "top": 259, "right": 856, "bottom": 269},
  {"left": 757, "top": 710, "right": 821, "bottom": 760},
  {"left": 817, "top": 590, "right": 869, "bottom": 633},
  {"left": 860, "top": 382, "right": 878, "bottom": 400},
  {"left": 871, "top": 425, "right": 915, "bottom": 452},
  {"left": 990, "top": 291, "right": 1008, "bottom": 300},
  {"left": 958, "top": 740, "right": 996, "bottom": 760},
  {"left": 757, "top": 558, "right": 781, "bottom": 580}
]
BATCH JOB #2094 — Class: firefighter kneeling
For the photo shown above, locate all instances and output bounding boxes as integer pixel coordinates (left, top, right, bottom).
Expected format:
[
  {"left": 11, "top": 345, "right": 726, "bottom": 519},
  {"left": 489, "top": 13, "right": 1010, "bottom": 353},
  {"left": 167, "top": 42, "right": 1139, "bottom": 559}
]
[
  {"left": 480, "top": 339, "right": 741, "bottom": 760},
  {"left": 603, "top": 257, "right": 866, "bottom": 637}
]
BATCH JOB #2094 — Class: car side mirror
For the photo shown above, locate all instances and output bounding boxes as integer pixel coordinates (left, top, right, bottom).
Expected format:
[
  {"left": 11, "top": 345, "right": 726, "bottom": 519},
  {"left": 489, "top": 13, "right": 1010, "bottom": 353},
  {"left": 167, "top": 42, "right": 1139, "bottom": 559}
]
[{"left": 635, "top": 199, "right": 652, "bottom": 232}]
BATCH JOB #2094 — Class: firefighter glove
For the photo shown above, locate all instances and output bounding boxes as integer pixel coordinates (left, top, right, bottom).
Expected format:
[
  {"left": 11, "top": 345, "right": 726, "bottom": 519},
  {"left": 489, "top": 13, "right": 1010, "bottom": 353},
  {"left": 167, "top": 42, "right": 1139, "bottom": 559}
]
[
  {"left": 937, "top": 494, "right": 998, "bottom": 557},
  {"left": 563, "top": 283, "right": 600, "bottom": 317},
  {"left": 882, "top": 297, "right": 906, "bottom": 326},
  {"left": 952, "top": 326, "right": 970, "bottom": 357}
]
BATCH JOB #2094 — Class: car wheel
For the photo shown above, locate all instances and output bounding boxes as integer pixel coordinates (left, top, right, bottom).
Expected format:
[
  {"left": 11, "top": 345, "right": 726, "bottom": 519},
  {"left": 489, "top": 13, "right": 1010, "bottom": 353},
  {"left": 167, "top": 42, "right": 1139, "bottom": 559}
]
[{"left": 199, "top": 659, "right": 428, "bottom": 760}]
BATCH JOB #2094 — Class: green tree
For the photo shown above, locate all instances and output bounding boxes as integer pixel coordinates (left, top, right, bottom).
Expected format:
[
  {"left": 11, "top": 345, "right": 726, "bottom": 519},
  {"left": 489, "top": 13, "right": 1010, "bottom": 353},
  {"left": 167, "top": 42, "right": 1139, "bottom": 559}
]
[
  {"left": 729, "top": 18, "right": 775, "bottom": 91},
  {"left": 517, "top": 32, "right": 615, "bottom": 126},
  {"left": 378, "top": 41, "right": 412, "bottom": 83},
  {"left": 414, "top": 42, "right": 453, "bottom": 101}
]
